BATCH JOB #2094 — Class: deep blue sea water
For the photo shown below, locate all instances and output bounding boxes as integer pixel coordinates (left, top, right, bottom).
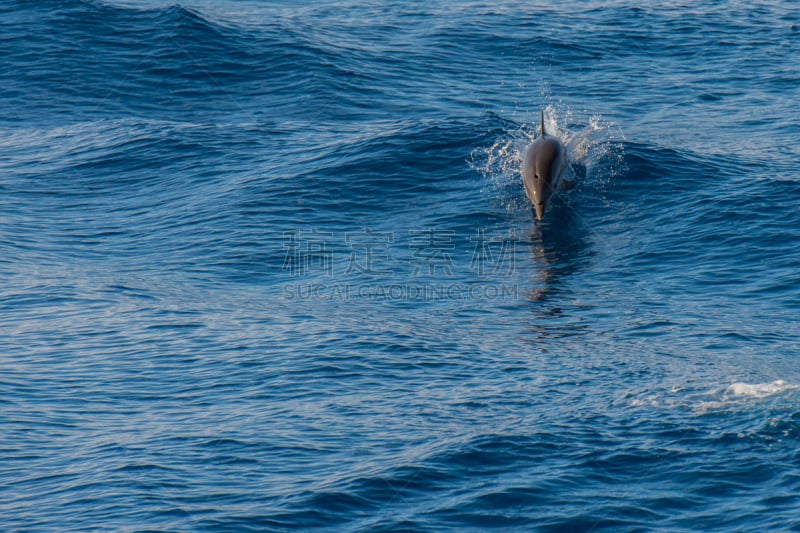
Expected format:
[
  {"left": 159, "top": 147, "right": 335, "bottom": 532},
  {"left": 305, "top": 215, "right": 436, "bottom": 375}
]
[{"left": 2, "top": 0, "right": 800, "bottom": 530}]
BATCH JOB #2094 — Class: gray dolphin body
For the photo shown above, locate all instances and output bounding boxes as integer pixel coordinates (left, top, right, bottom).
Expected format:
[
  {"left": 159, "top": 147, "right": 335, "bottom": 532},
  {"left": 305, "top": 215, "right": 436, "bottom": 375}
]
[{"left": 522, "top": 111, "right": 574, "bottom": 220}]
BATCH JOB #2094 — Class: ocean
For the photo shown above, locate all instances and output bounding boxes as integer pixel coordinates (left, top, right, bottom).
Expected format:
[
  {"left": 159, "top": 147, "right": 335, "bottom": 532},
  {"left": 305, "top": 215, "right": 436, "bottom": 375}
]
[{"left": 2, "top": 0, "right": 800, "bottom": 530}]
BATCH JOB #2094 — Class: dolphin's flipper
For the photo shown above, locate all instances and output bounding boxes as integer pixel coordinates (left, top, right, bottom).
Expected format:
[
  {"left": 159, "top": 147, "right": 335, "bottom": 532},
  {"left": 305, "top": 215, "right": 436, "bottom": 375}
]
[{"left": 560, "top": 179, "right": 576, "bottom": 191}]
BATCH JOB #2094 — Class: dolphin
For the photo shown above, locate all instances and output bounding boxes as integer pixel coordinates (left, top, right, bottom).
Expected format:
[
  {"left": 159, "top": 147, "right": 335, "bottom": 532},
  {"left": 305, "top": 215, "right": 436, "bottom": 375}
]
[{"left": 522, "top": 111, "right": 574, "bottom": 220}]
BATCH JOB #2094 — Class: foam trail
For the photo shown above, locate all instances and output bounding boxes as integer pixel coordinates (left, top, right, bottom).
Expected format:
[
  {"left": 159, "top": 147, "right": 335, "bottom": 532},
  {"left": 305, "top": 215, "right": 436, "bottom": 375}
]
[{"left": 724, "top": 380, "right": 797, "bottom": 399}]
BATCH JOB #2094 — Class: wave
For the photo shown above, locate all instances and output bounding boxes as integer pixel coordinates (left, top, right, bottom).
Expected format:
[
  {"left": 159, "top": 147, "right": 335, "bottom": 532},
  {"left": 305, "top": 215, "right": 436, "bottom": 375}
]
[
  {"left": 206, "top": 425, "right": 800, "bottom": 530},
  {"left": 1, "top": 0, "right": 372, "bottom": 122},
  {"left": 471, "top": 113, "right": 800, "bottom": 232}
]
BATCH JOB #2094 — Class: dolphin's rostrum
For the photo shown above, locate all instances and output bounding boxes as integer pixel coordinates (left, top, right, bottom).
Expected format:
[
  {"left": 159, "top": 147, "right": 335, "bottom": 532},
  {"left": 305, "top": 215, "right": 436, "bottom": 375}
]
[{"left": 521, "top": 111, "right": 573, "bottom": 220}]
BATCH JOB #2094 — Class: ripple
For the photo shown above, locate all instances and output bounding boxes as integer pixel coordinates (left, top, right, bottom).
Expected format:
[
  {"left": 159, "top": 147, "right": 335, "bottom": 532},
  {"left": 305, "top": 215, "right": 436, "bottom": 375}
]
[{"left": 2, "top": 0, "right": 800, "bottom": 530}]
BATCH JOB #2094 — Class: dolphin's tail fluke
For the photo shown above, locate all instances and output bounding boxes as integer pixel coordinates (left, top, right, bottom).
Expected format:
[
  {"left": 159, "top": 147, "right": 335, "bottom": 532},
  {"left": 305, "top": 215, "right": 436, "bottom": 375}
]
[{"left": 540, "top": 110, "right": 546, "bottom": 137}]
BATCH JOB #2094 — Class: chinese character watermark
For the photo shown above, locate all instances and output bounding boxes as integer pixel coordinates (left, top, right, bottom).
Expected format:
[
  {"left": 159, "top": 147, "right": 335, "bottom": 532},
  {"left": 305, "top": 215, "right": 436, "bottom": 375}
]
[
  {"left": 282, "top": 229, "right": 333, "bottom": 275},
  {"left": 345, "top": 228, "right": 394, "bottom": 275},
  {"left": 409, "top": 228, "right": 455, "bottom": 276}
]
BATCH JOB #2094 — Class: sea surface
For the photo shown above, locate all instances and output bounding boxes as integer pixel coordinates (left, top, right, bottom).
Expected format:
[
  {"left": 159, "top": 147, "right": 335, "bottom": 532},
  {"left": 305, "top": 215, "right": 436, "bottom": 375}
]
[{"left": 2, "top": 0, "right": 800, "bottom": 530}]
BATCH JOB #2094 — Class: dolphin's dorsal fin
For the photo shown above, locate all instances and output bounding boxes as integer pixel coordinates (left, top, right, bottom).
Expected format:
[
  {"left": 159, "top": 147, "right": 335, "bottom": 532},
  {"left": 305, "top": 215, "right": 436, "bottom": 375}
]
[{"left": 540, "top": 110, "right": 546, "bottom": 137}]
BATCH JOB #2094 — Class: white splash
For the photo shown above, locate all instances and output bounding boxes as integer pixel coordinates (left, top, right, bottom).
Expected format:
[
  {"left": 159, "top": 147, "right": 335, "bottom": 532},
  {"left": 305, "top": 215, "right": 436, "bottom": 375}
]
[
  {"left": 469, "top": 103, "right": 626, "bottom": 215},
  {"left": 723, "top": 380, "right": 797, "bottom": 399},
  {"left": 623, "top": 380, "right": 799, "bottom": 415},
  {"left": 692, "top": 380, "right": 799, "bottom": 415}
]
